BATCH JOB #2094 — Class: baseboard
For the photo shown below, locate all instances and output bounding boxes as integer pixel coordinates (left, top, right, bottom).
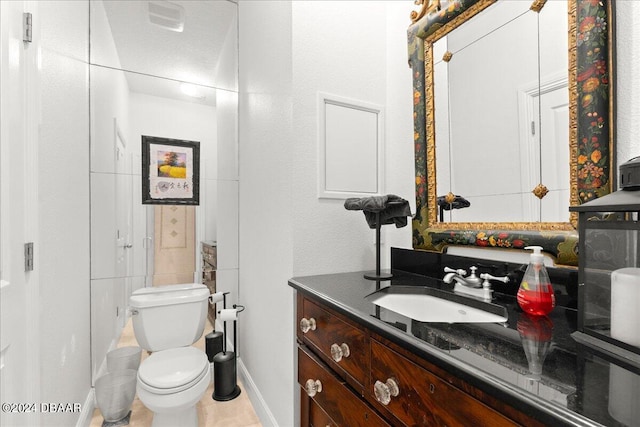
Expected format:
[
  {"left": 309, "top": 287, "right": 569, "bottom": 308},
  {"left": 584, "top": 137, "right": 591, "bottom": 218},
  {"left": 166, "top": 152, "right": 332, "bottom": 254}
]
[
  {"left": 75, "top": 387, "right": 95, "bottom": 427},
  {"left": 237, "top": 357, "right": 278, "bottom": 427}
]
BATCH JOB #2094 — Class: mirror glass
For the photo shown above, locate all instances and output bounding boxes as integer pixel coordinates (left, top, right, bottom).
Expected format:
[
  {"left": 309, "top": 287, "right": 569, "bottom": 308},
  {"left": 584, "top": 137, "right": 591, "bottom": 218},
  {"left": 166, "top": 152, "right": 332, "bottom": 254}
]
[
  {"left": 88, "top": 0, "right": 238, "bottom": 382},
  {"left": 433, "top": 1, "right": 568, "bottom": 224}
]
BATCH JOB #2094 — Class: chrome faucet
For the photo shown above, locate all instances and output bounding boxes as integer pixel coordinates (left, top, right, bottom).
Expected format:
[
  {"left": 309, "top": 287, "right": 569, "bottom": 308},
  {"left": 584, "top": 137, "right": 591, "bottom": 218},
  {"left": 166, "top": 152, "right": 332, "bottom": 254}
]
[
  {"left": 443, "top": 266, "right": 482, "bottom": 288},
  {"left": 443, "top": 266, "right": 509, "bottom": 301}
]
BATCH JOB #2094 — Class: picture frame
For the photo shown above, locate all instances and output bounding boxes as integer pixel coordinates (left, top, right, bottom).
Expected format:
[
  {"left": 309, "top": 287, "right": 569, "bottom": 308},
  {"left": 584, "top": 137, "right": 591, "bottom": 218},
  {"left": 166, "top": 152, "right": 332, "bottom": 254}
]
[{"left": 141, "top": 135, "right": 200, "bottom": 205}]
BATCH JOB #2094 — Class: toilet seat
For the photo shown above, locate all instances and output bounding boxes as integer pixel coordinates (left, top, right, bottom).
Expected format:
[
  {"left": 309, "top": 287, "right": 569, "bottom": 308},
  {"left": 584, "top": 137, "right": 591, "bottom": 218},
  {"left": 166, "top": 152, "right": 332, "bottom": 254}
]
[{"left": 138, "top": 347, "right": 209, "bottom": 395}]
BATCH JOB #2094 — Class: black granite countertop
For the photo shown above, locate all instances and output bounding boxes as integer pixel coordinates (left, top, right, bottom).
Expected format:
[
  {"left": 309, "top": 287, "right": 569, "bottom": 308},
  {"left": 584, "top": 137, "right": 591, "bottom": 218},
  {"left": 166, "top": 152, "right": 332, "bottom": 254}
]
[{"left": 289, "top": 261, "right": 640, "bottom": 427}]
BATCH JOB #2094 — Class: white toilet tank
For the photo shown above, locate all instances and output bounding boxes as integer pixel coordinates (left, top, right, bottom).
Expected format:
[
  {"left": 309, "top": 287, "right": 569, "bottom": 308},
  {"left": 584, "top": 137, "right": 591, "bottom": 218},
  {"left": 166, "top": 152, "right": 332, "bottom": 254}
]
[{"left": 129, "top": 284, "right": 210, "bottom": 352}]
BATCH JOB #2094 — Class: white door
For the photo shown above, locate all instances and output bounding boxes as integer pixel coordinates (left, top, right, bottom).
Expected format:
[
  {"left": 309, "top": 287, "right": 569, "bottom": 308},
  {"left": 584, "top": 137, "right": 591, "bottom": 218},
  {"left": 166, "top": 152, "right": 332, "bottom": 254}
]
[
  {"left": 519, "top": 77, "right": 569, "bottom": 222},
  {"left": 0, "top": 1, "right": 39, "bottom": 426},
  {"left": 130, "top": 151, "right": 150, "bottom": 292},
  {"left": 539, "top": 85, "right": 570, "bottom": 222}
]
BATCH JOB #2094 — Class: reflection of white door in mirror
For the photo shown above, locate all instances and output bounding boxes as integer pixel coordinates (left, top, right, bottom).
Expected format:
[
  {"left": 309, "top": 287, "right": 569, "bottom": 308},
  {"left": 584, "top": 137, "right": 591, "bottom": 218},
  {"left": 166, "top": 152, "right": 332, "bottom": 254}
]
[
  {"left": 114, "top": 124, "right": 130, "bottom": 279},
  {"left": 130, "top": 151, "right": 149, "bottom": 294},
  {"left": 518, "top": 76, "right": 569, "bottom": 223}
]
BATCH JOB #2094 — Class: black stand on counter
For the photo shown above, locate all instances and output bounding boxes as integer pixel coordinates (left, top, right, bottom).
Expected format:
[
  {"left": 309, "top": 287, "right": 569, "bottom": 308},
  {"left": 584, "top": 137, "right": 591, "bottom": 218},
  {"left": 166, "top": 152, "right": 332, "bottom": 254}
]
[{"left": 364, "top": 211, "right": 392, "bottom": 281}]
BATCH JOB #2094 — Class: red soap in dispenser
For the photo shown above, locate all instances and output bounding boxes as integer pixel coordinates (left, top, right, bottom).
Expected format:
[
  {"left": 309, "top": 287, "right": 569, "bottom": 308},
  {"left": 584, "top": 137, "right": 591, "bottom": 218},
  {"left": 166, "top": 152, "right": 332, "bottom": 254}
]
[{"left": 517, "top": 246, "right": 555, "bottom": 316}]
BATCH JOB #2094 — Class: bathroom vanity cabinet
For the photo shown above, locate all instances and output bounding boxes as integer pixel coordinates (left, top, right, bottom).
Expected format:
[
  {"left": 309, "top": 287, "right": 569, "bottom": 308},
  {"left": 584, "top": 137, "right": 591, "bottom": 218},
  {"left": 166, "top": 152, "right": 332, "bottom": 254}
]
[
  {"left": 291, "top": 250, "right": 640, "bottom": 426},
  {"left": 295, "top": 292, "right": 541, "bottom": 427}
]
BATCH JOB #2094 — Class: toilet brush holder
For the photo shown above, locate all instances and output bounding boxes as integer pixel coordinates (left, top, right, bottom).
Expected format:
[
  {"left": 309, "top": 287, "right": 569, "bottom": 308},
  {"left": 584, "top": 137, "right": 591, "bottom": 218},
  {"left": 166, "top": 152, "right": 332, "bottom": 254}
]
[
  {"left": 212, "top": 350, "right": 240, "bottom": 401},
  {"left": 212, "top": 304, "right": 244, "bottom": 401}
]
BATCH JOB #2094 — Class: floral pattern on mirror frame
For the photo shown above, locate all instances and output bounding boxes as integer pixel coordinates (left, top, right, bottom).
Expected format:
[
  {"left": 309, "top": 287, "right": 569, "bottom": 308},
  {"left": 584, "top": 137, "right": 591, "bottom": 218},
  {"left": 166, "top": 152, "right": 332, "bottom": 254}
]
[
  {"left": 576, "top": 0, "right": 612, "bottom": 203},
  {"left": 408, "top": 0, "right": 476, "bottom": 235}
]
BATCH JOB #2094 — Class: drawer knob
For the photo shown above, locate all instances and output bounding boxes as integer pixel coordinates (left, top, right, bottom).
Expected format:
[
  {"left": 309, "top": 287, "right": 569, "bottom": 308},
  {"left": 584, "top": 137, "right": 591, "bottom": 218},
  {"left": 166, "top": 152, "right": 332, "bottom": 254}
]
[
  {"left": 304, "top": 379, "right": 323, "bottom": 397},
  {"left": 300, "top": 317, "right": 317, "bottom": 333},
  {"left": 374, "top": 378, "right": 399, "bottom": 405},
  {"left": 330, "top": 343, "right": 350, "bottom": 362}
]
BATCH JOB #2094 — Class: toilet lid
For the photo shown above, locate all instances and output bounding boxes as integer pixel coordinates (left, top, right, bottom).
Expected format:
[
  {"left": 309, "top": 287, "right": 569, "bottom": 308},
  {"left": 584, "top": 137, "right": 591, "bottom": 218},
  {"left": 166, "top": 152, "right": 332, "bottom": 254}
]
[{"left": 138, "top": 347, "right": 208, "bottom": 394}]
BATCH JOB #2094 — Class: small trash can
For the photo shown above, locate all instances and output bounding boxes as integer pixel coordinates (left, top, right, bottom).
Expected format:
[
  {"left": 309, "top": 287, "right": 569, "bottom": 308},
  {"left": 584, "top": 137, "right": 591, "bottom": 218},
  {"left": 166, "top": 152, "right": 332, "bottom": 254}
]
[{"left": 95, "top": 369, "right": 137, "bottom": 423}]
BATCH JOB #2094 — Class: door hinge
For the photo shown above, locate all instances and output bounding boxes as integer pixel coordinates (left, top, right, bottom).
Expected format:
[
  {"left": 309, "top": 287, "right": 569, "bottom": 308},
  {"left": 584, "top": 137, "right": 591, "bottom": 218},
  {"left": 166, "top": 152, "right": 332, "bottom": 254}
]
[
  {"left": 24, "top": 242, "right": 34, "bottom": 272},
  {"left": 23, "top": 13, "right": 33, "bottom": 43},
  {"left": 531, "top": 121, "right": 536, "bottom": 136}
]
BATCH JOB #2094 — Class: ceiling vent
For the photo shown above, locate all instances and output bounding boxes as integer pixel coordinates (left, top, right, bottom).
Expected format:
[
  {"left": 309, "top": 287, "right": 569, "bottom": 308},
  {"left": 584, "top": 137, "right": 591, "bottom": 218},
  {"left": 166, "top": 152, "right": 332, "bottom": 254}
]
[{"left": 147, "top": 1, "right": 185, "bottom": 33}]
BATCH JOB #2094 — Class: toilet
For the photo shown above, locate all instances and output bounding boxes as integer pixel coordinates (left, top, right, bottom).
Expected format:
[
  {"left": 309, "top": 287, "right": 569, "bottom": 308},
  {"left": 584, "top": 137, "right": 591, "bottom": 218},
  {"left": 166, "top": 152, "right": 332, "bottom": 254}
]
[{"left": 129, "top": 284, "right": 211, "bottom": 427}]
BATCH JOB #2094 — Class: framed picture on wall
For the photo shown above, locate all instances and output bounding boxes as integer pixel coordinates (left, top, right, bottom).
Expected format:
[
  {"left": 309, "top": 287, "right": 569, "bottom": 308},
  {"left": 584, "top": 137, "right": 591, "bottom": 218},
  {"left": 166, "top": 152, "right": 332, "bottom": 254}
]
[{"left": 142, "top": 135, "right": 200, "bottom": 205}]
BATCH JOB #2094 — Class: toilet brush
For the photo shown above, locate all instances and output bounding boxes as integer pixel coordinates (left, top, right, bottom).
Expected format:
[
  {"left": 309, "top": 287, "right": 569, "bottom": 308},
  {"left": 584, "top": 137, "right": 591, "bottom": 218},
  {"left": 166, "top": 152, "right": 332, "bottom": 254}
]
[{"left": 212, "top": 301, "right": 244, "bottom": 401}]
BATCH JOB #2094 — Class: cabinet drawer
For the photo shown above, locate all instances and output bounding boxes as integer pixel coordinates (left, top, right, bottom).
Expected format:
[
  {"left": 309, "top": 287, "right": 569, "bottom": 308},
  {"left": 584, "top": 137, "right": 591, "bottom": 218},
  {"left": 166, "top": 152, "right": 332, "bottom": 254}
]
[
  {"left": 370, "top": 339, "right": 516, "bottom": 426},
  {"left": 309, "top": 398, "right": 337, "bottom": 427},
  {"left": 298, "top": 346, "right": 390, "bottom": 427},
  {"left": 300, "top": 298, "right": 368, "bottom": 390}
]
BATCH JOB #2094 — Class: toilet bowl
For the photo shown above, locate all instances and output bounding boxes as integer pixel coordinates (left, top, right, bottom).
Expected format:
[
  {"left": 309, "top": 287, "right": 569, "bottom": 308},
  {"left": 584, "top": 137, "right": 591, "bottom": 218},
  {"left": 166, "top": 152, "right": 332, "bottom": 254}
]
[
  {"left": 136, "top": 347, "right": 210, "bottom": 427},
  {"left": 129, "top": 284, "right": 211, "bottom": 427}
]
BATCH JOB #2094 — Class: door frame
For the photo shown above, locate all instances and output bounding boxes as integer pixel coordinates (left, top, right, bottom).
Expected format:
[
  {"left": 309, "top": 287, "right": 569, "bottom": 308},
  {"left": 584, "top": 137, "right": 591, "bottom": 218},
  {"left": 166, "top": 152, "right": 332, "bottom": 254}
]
[{"left": 0, "top": 1, "right": 41, "bottom": 424}]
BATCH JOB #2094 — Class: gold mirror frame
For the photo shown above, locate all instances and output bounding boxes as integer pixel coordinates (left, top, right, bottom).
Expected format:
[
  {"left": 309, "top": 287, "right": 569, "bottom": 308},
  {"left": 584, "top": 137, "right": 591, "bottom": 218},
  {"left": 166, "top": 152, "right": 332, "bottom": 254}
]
[{"left": 408, "top": 0, "right": 615, "bottom": 266}]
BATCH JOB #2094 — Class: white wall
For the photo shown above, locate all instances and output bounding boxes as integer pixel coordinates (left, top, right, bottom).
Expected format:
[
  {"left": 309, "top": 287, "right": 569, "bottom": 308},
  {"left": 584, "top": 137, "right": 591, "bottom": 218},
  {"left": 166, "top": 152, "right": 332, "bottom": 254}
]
[
  {"left": 129, "top": 93, "right": 217, "bottom": 233},
  {"left": 238, "top": 2, "right": 293, "bottom": 426},
  {"left": 291, "top": 1, "right": 415, "bottom": 277},
  {"left": 88, "top": 1, "right": 132, "bottom": 382},
  {"left": 37, "top": 1, "right": 92, "bottom": 426},
  {"left": 214, "top": 88, "right": 240, "bottom": 314},
  {"left": 238, "top": 1, "right": 413, "bottom": 425}
]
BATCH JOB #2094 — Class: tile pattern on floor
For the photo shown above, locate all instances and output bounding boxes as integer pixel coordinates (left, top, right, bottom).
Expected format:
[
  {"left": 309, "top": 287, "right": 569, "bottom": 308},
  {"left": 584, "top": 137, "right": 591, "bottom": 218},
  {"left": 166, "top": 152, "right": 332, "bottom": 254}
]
[{"left": 90, "top": 319, "right": 262, "bottom": 427}]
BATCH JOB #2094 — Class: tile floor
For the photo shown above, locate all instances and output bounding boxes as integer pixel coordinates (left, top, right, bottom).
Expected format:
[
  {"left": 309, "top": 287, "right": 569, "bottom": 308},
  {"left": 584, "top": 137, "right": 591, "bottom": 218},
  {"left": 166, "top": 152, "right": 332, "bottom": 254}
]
[{"left": 90, "top": 319, "right": 262, "bottom": 427}]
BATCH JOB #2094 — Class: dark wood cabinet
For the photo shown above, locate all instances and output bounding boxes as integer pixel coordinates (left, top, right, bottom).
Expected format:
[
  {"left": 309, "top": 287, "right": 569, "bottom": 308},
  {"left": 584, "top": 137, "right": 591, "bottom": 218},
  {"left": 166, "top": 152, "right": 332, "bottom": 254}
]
[
  {"left": 308, "top": 398, "right": 337, "bottom": 427},
  {"left": 369, "top": 339, "right": 513, "bottom": 426},
  {"left": 299, "top": 346, "right": 389, "bottom": 427},
  {"left": 296, "top": 291, "right": 544, "bottom": 427},
  {"left": 299, "top": 298, "right": 369, "bottom": 393}
]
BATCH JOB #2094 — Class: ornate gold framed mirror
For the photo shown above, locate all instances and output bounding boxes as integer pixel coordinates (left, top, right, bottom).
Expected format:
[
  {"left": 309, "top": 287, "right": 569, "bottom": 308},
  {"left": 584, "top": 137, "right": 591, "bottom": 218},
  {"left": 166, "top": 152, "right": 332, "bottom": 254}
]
[{"left": 408, "top": 0, "right": 614, "bottom": 266}]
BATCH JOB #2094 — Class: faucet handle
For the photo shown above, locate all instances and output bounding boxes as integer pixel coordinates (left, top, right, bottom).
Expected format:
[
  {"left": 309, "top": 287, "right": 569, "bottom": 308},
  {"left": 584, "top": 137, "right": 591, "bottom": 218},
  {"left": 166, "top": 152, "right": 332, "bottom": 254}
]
[
  {"left": 465, "top": 266, "right": 482, "bottom": 287},
  {"left": 444, "top": 267, "right": 467, "bottom": 276},
  {"left": 480, "top": 273, "right": 510, "bottom": 288}
]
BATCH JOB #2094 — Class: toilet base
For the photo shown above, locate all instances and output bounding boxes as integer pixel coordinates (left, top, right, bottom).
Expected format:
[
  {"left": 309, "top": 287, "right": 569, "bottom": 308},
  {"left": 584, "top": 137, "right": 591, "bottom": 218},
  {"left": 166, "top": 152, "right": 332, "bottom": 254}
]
[{"left": 151, "top": 407, "right": 197, "bottom": 427}]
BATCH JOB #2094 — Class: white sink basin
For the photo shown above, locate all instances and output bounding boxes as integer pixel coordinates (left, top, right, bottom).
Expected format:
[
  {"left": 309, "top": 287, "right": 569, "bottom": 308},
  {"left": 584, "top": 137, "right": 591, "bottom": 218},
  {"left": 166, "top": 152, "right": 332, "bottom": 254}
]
[{"left": 365, "top": 286, "right": 508, "bottom": 324}]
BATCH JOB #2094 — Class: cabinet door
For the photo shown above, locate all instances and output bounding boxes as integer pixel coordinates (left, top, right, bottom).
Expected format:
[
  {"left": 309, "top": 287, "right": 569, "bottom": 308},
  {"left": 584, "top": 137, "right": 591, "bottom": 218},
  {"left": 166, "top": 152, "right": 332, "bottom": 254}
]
[
  {"left": 299, "top": 298, "right": 368, "bottom": 391},
  {"left": 298, "top": 346, "right": 390, "bottom": 427},
  {"left": 370, "top": 339, "right": 516, "bottom": 426}
]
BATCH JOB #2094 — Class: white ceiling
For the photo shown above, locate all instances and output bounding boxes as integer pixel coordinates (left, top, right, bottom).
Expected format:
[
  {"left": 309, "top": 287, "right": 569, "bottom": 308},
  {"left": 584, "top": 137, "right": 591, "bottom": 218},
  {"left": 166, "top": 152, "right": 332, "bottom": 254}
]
[{"left": 100, "top": 0, "right": 237, "bottom": 105}]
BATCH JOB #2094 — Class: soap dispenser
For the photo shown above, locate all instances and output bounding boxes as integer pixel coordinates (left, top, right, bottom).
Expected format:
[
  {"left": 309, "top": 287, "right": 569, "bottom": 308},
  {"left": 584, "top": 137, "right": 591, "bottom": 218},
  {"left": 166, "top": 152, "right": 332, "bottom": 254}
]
[{"left": 517, "top": 246, "right": 555, "bottom": 316}]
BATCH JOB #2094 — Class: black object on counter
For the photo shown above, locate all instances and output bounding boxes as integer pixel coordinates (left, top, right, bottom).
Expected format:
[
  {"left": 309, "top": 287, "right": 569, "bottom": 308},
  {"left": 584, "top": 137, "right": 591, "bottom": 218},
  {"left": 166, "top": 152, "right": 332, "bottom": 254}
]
[{"left": 344, "top": 195, "right": 411, "bottom": 281}]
